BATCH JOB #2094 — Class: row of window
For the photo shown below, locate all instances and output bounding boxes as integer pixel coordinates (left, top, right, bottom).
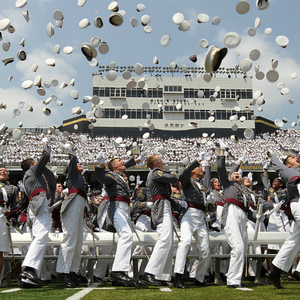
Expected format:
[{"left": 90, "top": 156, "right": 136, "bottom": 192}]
[
  {"left": 101, "top": 108, "right": 253, "bottom": 120},
  {"left": 184, "top": 88, "right": 253, "bottom": 99},
  {"left": 184, "top": 110, "right": 253, "bottom": 120},
  {"left": 93, "top": 87, "right": 163, "bottom": 98},
  {"left": 93, "top": 87, "right": 253, "bottom": 100}
]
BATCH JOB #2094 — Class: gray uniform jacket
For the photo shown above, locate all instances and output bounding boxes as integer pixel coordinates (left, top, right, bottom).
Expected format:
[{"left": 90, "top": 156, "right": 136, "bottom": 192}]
[
  {"left": 179, "top": 160, "right": 210, "bottom": 211},
  {"left": 261, "top": 171, "right": 288, "bottom": 211},
  {"left": 95, "top": 158, "right": 136, "bottom": 232},
  {"left": 270, "top": 154, "right": 300, "bottom": 203},
  {"left": 23, "top": 144, "right": 56, "bottom": 215},
  {"left": 147, "top": 167, "right": 178, "bottom": 229},
  {"left": 60, "top": 155, "right": 88, "bottom": 214},
  {"left": 217, "top": 155, "right": 247, "bottom": 228},
  {"left": 0, "top": 180, "right": 19, "bottom": 211}
]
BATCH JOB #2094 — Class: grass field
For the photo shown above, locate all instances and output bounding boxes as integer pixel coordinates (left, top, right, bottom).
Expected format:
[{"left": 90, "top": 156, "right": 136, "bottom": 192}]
[{"left": 1, "top": 277, "right": 300, "bottom": 300}]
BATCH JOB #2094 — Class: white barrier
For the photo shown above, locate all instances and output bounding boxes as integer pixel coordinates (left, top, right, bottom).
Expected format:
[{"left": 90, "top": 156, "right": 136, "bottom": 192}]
[{"left": 3, "top": 230, "right": 292, "bottom": 285}]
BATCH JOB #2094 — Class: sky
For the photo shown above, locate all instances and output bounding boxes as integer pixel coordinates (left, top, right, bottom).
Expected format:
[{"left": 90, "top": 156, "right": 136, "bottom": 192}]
[{"left": 0, "top": 0, "right": 300, "bottom": 130}]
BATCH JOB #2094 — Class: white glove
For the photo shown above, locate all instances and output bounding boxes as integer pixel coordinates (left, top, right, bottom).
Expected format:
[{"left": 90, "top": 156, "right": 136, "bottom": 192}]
[
  {"left": 137, "top": 152, "right": 146, "bottom": 163},
  {"left": 68, "top": 144, "right": 77, "bottom": 157},
  {"left": 179, "top": 200, "right": 188, "bottom": 209},
  {"left": 201, "top": 160, "right": 207, "bottom": 167},
  {"left": 247, "top": 172, "right": 253, "bottom": 181},
  {"left": 136, "top": 175, "right": 143, "bottom": 186},
  {"left": 238, "top": 168, "right": 243, "bottom": 177},
  {"left": 53, "top": 171, "right": 58, "bottom": 179},
  {"left": 42, "top": 137, "right": 49, "bottom": 144},
  {"left": 96, "top": 152, "right": 106, "bottom": 164},
  {"left": 17, "top": 180, "right": 24, "bottom": 192},
  {"left": 263, "top": 162, "right": 269, "bottom": 170},
  {"left": 219, "top": 140, "right": 228, "bottom": 150},
  {"left": 198, "top": 151, "right": 206, "bottom": 161},
  {"left": 146, "top": 202, "right": 153, "bottom": 209},
  {"left": 239, "top": 150, "right": 247, "bottom": 162}
]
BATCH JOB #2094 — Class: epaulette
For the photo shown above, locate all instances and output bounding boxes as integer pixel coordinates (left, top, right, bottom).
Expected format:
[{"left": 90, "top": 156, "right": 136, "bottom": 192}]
[{"left": 157, "top": 170, "right": 163, "bottom": 176}]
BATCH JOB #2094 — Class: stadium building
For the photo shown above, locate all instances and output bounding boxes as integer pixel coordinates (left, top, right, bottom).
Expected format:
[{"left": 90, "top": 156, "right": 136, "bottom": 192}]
[{"left": 61, "top": 66, "right": 276, "bottom": 138}]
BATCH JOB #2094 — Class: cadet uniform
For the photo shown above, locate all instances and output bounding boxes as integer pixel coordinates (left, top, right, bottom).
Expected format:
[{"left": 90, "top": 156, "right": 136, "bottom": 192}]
[
  {"left": 95, "top": 158, "right": 136, "bottom": 279},
  {"left": 21, "top": 143, "right": 56, "bottom": 284},
  {"left": 269, "top": 155, "right": 300, "bottom": 275},
  {"left": 174, "top": 160, "right": 210, "bottom": 285},
  {"left": 56, "top": 151, "right": 88, "bottom": 286},
  {"left": 142, "top": 167, "right": 178, "bottom": 282},
  {"left": 261, "top": 172, "right": 290, "bottom": 250},
  {"left": 131, "top": 187, "right": 152, "bottom": 232},
  {"left": 0, "top": 179, "right": 19, "bottom": 253},
  {"left": 217, "top": 156, "right": 248, "bottom": 287}
]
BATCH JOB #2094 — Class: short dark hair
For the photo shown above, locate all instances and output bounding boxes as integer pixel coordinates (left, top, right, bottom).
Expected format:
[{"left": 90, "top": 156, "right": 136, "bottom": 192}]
[
  {"left": 21, "top": 158, "right": 35, "bottom": 172},
  {"left": 283, "top": 155, "right": 293, "bottom": 165},
  {"left": 108, "top": 158, "right": 117, "bottom": 171},
  {"left": 146, "top": 155, "right": 159, "bottom": 169}
]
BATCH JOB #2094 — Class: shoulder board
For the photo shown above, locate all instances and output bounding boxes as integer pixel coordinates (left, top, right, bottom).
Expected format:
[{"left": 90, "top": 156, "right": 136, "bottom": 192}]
[
  {"left": 157, "top": 170, "right": 164, "bottom": 176},
  {"left": 107, "top": 173, "right": 114, "bottom": 179}
]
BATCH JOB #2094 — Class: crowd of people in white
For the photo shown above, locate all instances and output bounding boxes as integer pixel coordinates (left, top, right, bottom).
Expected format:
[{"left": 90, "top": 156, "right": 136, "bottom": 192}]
[{"left": 1, "top": 128, "right": 300, "bottom": 167}]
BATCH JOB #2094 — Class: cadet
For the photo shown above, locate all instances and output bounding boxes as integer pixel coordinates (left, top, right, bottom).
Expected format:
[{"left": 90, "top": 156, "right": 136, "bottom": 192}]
[
  {"left": 20, "top": 138, "right": 56, "bottom": 288},
  {"left": 0, "top": 165, "right": 19, "bottom": 287},
  {"left": 140, "top": 154, "right": 178, "bottom": 286},
  {"left": 95, "top": 152, "right": 142, "bottom": 286}
]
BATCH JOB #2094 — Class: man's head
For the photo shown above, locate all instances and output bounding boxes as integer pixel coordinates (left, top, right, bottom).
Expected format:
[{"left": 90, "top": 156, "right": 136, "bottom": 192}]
[
  {"left": 0, "top": 166, "right": 9, "bottom": 182},
  {"left": 191, "top": 166, "right": 205, "bottom": 179},
  {"left": 242, "top": 177, "right": 252, "bottom": 188},
  {"left": 211, "top": 178, "right": 221, "bottom": 191},
  {"left": 230, "top": 171, "right": 242, "bottom": 183},
  {"left": 77, "top": 162, "right": 83, "bottom": 173},
  {"left": 283, "top": 155, "right": 300, "bottom": 168},
  {"left": 56, "top": 182, "right": 63, "bottom": 194},
  {"left": 146, "top": 155, "right": 164, "bottom": 170},
  {"left": 21, "top": 158, "right": 36, "bottom": 172},
  {"left": 108, "top": 158, "right": 126, "bottom": 172},
  {"left": 272, "top": 177, "right": 284, "bottom": 190}
]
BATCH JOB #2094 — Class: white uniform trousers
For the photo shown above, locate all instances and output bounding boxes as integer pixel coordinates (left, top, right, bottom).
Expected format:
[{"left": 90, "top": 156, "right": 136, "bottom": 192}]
[
  {"left": 144, "top": 200, "right": 173, "bottom": 279},
  {"left": 0, "top": 207, "right": 10, "bottom": 253},
  {"left": 224, "top": 204, "right": 247, "bottom": 286},
  {"left": 273, "top": 201, "right": 300, "bottom": 272},
  {"left": 268, "top": 211, "right": 290, "bottom": 250},
  {"left": 56, "top": 194, "right": 85, "bottom": 274},
  {"left": 174, "top": 207, "right": 210, "bottom": 282},
  {"left": 22, "top": 196, "right": 51, "bottom": 276},
  {"left": 135, "top": 214, "right": 152, "bottom": 232},
  {"left": 112, "top": 201, "right": 133, "bottom": 272}
]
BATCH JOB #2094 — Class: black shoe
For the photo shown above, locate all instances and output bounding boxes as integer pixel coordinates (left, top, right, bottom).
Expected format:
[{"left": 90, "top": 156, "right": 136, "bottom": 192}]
[
  {"left": 62, "top": 273, "right": 76, "bottom": 288},
  {"left": 159, "top": 280, "right": 173, "bottom": 287},
  {"left": 293, "top": 271, "right": 300, "bottom": 281},
  {"left": 70, "top": 272, "right": 79, "bottom": 287},
  {"left": 20, "top": 267, "right": 40, "bottom": 284},
  {"left": 41, "top": 279, "right": 52, "bottom": 284},
  {"left": 227, "top": 284, "right": 242, "bottom": 288},
  {"left": 110, "top": 271, "right": 135, "bottom": 287},
  {"left": 20, "top": 280, "right": 41, "bottom": 289},
  {"left": 80, "top": 275, "right": 88, "bottom": 284},
  {"left": 94, "top": 276, "right": 104, "bottom": 285},
  {"left": 267, "top": 272, "right": 284, "bottom": 289},
  {"left": 174, "top": 273, "right": 186, "bottom": 289},
  {"left": 194, "top": 279, "right": 206, "bottom": 287},
  {"left": 139, "top": 273, "right": 162, "bottom": 286}
]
